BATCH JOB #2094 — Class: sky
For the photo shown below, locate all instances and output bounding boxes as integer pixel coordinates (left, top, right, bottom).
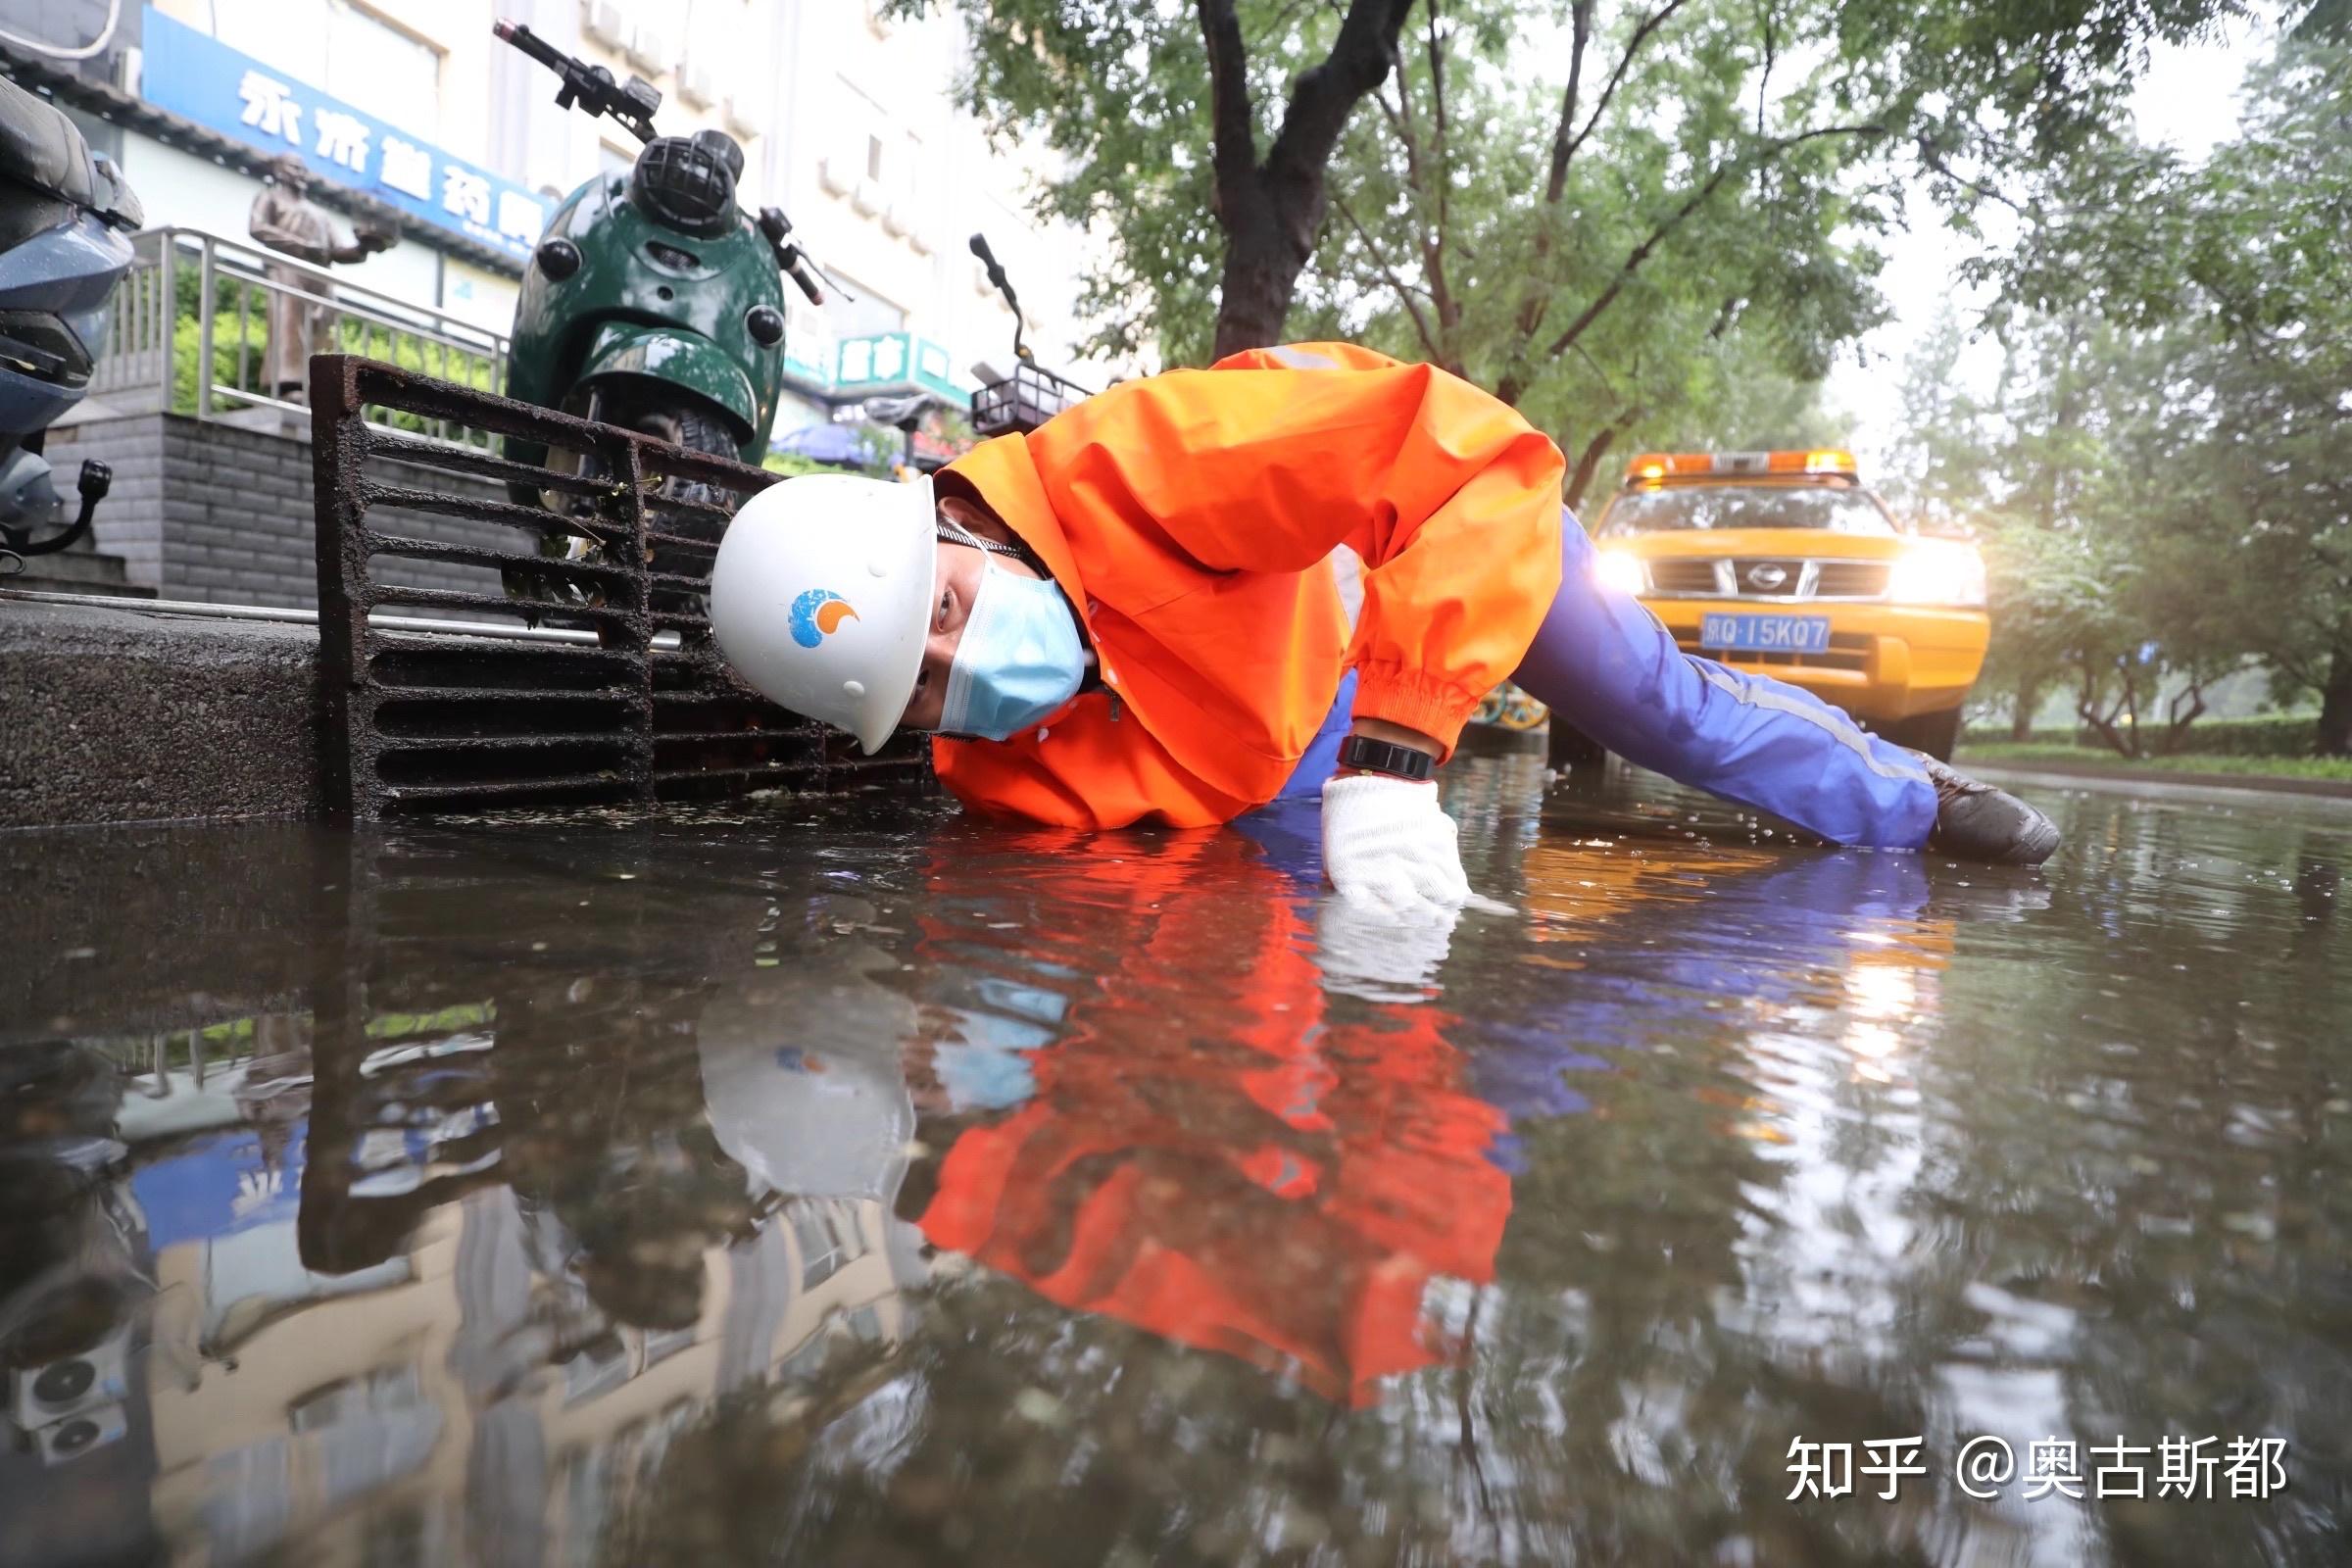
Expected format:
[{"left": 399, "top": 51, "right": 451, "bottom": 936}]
[{"left": 1826, "top": 17, "right": 2269, "bottom": 475}]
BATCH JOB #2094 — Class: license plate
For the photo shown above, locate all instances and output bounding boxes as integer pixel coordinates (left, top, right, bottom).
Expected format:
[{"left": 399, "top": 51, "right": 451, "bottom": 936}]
[{"left": 1698, "top": 612, "right": 1831, "bottom": 654}]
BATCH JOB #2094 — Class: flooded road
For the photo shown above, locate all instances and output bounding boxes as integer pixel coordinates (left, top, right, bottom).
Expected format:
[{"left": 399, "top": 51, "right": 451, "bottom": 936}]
[{"left": 3, "top": 753, "right": 2347, "bottom": 1566}]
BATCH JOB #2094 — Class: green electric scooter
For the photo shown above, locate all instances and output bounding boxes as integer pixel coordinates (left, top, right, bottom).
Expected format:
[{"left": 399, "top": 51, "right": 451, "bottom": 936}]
[{"left": 490, "top": 22, "right": 827, "bottom": 609}]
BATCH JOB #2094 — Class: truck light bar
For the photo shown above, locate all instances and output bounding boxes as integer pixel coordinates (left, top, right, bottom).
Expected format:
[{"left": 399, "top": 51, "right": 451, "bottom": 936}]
[{"left": 1625, "top": 450, "right": 1858, "bottom": 483}]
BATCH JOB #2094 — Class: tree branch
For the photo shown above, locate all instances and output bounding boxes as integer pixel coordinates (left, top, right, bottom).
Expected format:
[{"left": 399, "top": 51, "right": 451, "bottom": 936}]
[
  {"left": 1333, "top": 192, "right": 1443, "bottom": 360},
  {"left": 1565, "top": 406, "right": 1644, "bottom": 511},
  {"left": 1558, "top": 0, "right": 1690, "bottom": 179},
  {"left": 1544, "top": 0, "right": 1593, "bottom": 207},
  {"left": 1533, "top": 122, "right": 1885, "bottom": 368},
  {"left": 1425, "top": 0, "right": 1451, "bottom": 260},
  {"left": 1263, "top": 0, "right": 1417, "bottom": 193},
  {"left": 1197, "top": 0, "right": 1260, "bottom": 202}
]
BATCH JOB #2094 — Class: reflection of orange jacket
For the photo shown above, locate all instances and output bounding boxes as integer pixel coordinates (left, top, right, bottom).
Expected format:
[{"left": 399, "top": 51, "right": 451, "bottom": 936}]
[
  {"left": 936, "top": 343, "right": 1565, "bottom": 827},
  {"left": 916, "top": 838, "right": 1510, "bottom": 1406}
]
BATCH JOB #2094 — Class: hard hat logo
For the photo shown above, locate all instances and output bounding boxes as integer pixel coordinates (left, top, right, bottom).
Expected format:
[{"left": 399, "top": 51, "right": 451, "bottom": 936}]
[
  {"left": 789, "top": 589, "right": 859, "bottom": 648},
  {"left": 710, "top": 472, "right": 936, "bottom": 756}
]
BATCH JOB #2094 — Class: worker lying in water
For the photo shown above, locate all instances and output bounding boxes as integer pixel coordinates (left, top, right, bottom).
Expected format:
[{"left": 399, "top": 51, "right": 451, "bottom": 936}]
[{"left": 709, "top": 343, "right": 2058, "bottom": 914}]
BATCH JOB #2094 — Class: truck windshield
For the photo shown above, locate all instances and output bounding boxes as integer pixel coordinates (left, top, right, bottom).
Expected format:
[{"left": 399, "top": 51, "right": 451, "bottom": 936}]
[{"left": 1596, "top": 484, "right": 1897, "bottom": 537}]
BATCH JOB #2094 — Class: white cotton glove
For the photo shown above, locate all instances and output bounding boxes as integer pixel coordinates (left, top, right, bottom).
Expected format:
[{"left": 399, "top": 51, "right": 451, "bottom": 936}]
[{"left": 1320, "top": 772, "right": 1471, "bottom": 914}]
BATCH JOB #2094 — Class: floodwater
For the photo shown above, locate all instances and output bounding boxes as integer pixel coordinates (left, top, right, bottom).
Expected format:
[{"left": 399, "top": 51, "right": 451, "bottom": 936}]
[{"left": 3, "top": 753, "right": 2347, "bottom": 1567}]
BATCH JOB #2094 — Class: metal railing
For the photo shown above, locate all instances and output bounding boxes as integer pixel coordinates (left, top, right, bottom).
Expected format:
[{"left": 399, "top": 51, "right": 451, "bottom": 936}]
[{"left": 89, "top": 226, "right": 513, "bottom": 448}]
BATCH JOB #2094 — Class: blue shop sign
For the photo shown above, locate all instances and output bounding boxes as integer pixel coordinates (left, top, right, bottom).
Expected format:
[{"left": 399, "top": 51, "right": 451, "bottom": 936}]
[{"left": 140, "top": 7, "right": 546, "bottom": 266}]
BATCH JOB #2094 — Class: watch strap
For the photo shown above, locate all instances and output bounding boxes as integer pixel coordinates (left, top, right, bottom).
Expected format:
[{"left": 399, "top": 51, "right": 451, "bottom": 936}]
[{"left": 1337, "top": 734, "right": 1436, "bottom": 782}]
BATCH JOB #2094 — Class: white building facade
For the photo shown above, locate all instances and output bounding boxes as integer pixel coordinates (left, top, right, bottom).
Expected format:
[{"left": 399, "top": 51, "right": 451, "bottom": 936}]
[{"left": 8, "top": 0, "right": 1123, "bottom": 446}]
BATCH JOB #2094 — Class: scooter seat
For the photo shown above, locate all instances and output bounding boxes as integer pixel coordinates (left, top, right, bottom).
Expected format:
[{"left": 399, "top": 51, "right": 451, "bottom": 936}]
[
  {"left": 0, "top": 74, "right": 102, "bottom": 209},
  {"left": 0, "top": 75, "right": 137, "bottom": 230}
]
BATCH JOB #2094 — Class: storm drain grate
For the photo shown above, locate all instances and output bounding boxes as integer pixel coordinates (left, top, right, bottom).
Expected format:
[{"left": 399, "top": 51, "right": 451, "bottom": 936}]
[{"left": 309, "top": 354, "right": 928, "bottom": 817}]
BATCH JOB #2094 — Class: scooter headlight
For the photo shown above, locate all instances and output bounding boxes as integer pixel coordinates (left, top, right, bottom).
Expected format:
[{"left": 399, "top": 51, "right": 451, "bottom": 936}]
[
  {"left": 1886, "top": 539, "right": 1986, "bottom": 607},
  {"left": 1593, "top": 548, "right": 1648, "bottom": 598},
  {"left": 630, "top": 135, "right": 738, "bottom": 239}
]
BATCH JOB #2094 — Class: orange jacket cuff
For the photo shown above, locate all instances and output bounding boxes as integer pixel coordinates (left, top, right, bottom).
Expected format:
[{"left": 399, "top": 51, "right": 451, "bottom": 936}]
[{"left": 1350, "top": 662, "right": 1487, "bottom": 760}]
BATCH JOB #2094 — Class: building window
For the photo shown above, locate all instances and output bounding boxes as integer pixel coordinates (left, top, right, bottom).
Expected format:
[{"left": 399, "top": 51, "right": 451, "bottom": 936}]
[
  {"left": 211, "top": 0, "right": 442, "bottom": 136},
  {"left": 823, "top": 275, "right": 907, "bottom": 343},
  {"left": 323, "top": 4, "right": 440, "bottom": 130}
]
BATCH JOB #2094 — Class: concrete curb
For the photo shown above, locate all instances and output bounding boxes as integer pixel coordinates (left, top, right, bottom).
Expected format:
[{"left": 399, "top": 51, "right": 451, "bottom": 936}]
[
  {"left": 1966, "top": 760, "right": 2352, "bottom": 811},
  {"left": 1, "top": 597, "right": 320, "bottom": 828}
]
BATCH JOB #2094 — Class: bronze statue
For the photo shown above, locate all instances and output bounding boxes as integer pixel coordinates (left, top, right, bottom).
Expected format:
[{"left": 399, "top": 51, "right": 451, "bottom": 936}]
[{"left": 244, "top": 155, "right": 396, "bottom": 404}]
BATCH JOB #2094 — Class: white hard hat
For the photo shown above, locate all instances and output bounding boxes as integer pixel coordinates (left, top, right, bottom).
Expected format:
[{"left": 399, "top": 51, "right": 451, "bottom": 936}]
[{"left": 710, "top": 473, "right": 937, "bottom": 753}]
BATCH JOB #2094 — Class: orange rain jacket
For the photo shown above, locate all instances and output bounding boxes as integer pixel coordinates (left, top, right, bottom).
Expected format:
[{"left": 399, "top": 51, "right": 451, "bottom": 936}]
[{"left": 934, "top": 343, "right": 1566, "bottom": 828}]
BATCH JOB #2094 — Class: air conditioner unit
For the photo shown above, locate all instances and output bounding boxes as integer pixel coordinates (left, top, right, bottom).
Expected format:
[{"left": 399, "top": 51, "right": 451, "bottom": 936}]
[
  {"left": 851, "top": 179, "right": 883, "bottom": 218},
  {"left": 677, "top": 61, "right": 717, "bottom": 109},
  {"left": 8, "top": 1327, "right": 131, "bottom": 1432},
  {"left": 37, "top": 1404, "right": 127, "bottom": 1466},
  {"left": 817, "top": 156, "right": 853, "bottom": 197},
  {"left": 880, "top": 202, "right": 910, "bottom": 238},
  {"left": 626, "top": 24, "right": 671, "bottom": 74},
  {"left": 582, "top": 0, "right": 628, "bottom": 49},
  {"left": 723, "top": 95, "right": 765, "bottom": 140}
]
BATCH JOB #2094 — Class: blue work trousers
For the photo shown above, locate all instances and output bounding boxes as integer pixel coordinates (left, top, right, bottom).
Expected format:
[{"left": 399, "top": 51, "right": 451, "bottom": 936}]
[{"left": 1281, "top": 514, "right": 1938, "bottom": 849}]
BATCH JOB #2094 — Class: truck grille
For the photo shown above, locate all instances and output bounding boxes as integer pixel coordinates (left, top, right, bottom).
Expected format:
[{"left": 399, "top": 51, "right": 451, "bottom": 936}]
[
  {"left": 311, "top": 355, "right": 928, "bottom": 817},
  {"left": 1644, "top": 558, "right": 1889, "bottom": 600}
]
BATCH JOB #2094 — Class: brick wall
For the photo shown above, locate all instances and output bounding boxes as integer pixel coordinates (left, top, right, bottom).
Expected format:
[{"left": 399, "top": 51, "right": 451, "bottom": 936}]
[{"left": 50, "top": 412, "right": 519, "bottom": 610}]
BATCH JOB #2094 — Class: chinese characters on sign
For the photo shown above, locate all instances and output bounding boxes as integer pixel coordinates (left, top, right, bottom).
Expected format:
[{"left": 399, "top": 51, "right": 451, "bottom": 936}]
[
  {"left": 1787, "top": 1435, "right": 2288, "bottom": 1503},
  {"left": 150, "top": 12, "right": 546, "bottom": 264}
]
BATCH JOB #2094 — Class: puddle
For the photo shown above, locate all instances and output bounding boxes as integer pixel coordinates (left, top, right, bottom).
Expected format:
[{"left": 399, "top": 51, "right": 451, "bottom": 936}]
[{"left": 2, "top": 754, "right": 2346, "bottom": 1564}]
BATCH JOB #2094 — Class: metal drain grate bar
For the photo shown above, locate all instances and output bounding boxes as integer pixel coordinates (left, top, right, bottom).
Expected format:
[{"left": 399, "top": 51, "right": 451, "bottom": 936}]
[{"left": 310, "top": 353, "right": 928, "bottom": 816}]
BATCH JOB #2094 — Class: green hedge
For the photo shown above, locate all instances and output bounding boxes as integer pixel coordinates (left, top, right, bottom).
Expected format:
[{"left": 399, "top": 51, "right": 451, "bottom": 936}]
[{"left": 1962, "top": 711, "right": 2318, "bottom": 757}]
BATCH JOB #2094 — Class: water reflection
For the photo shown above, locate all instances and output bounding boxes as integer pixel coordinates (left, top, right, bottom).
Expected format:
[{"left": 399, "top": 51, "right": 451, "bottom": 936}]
[
  {"left": 908, "top": 828, "right": 1509, "bottom": 1409},
  {"left": 0, "top": 769, "right": 2344, "bottom": 1564}
]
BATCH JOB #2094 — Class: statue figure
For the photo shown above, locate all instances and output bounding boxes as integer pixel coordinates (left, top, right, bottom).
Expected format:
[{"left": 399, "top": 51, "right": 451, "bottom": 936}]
[{"left": 245, "top": 155, "right": 396, "bottom": 404}]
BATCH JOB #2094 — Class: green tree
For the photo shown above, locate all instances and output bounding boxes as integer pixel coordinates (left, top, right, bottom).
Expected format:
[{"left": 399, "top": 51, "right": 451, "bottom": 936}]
[
  {"left": 920, "top": 0, "right": 2269, "bottom": 378},
  {"left": 1955, "top": 39, "right": 2352, "bottom": 755},
  {"left": 1280, "top": 0, "right": 1892, "bottom": 504}
]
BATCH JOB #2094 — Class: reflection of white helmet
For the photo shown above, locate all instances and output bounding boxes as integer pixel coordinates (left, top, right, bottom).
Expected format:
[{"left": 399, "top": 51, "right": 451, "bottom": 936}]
[
  {"left": 710, "top": 473, "right": 936, "bottom": 754},
  {"left": 697, "top": 1033, "right": 915, "bottom": 1203}
]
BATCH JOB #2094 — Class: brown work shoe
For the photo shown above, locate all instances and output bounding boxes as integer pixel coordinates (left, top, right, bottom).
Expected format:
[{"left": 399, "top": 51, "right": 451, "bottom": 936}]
[{"left": 1918, "top": 754, "right": 2060, "bottom": 866}]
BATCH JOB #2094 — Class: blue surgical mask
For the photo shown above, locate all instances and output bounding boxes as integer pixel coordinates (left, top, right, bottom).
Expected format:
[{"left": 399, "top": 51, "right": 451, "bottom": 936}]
[{"left": 937, "top": 523, "right": 1087, "bottom": 741}]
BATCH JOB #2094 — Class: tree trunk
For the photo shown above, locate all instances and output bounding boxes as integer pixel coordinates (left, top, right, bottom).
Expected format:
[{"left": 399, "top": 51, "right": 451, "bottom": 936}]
[
  {"left": 2009, "top": 672, "right": 2039, "bottom": 740},
  {"left": 1196, "top": 0, "right": 1417, "bottom": 358},
  {"left": 1212, "top": 190, "right": 1317, "bottom": 358},
  {"left": 2317, "top": 643, "right": 2352, "bottom": 758}
]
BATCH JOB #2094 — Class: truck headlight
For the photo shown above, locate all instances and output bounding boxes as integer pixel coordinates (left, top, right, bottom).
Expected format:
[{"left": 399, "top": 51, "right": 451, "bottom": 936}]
[
  {"left": 1887, "top": 540, "right": 1986, "bottom": 607},
  {"left": 1593, "top": 549, "right": 1647, "bottom": 598}
]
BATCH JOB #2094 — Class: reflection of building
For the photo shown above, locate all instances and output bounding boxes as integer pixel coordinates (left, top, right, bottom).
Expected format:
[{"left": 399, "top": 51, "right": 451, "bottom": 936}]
[
  {"left": 137, "top": 1184, "right": 916, "bottom": 1563},
  {"left": 6, "top": 935, "right": 929, "bottom": 1563}
]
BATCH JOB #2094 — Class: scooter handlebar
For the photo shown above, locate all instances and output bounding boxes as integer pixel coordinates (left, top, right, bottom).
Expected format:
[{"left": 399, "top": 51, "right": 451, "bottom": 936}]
[
  {"left": 783, "top": 253, "right": 825, "bottom": 307},
  {"left": 493, "top": 21, "right": 658, "bottom": 142}
]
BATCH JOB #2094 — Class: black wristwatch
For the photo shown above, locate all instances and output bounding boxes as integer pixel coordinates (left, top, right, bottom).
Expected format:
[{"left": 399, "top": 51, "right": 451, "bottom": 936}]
[{"left": 1337, "top": 734, "right": 1436, "bottom": 783}]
